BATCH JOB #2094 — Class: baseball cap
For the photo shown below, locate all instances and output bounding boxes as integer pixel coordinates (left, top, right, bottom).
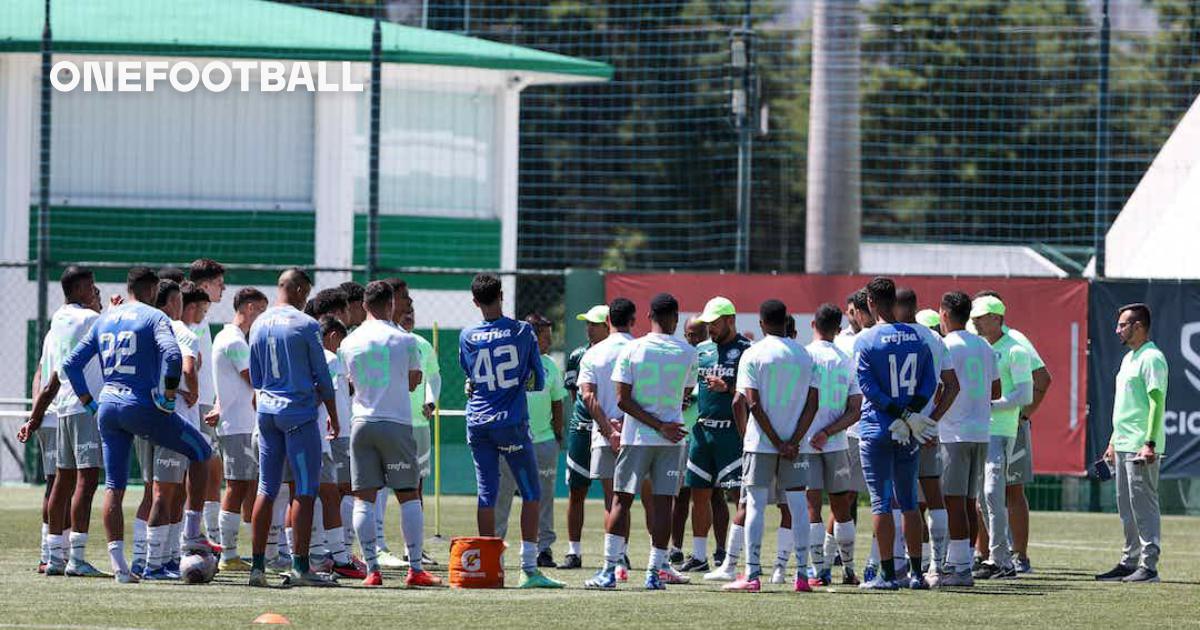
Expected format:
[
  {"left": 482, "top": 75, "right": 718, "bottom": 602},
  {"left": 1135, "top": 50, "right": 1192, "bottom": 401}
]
[
  {"left": 970, "top": 295, "right": 1006, "bottom": 319},
  {"left": 575, "top": 304, "right": 609, "bottom": 324},
  {"left": 696, "top": 297, "right": 736, "bottom": 323},
  {"left": 916, "top": 309, "right": 941, "bottom": 329}
]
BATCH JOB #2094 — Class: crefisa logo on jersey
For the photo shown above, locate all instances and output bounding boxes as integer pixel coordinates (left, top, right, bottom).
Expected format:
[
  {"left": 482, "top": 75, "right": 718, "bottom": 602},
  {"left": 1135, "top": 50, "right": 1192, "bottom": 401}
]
[
  {"left": 880, "top": 331, "right": 920, "bottom": 345},
  {"left": 470, "top": 329, "right": 513, "bottom": 343}
]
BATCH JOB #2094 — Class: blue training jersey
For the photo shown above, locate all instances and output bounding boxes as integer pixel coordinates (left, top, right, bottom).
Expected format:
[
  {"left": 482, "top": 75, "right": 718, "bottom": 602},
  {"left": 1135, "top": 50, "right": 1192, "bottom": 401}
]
[
  {"left": 62, "top": 301, "right": 181, "bottom": 407},
  {"left": 248, "top": 305, "right": 335, "bottom": 423},
  {"left": 853, "top": 322, "right": 937, "bottom": 439},
  {"left": 459, "top": 317, "right": 544, "bottom": 429}
]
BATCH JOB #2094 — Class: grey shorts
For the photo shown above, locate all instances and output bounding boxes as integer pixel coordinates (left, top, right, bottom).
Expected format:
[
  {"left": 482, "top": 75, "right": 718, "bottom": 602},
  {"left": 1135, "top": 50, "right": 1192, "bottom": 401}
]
[
  {"left": 846, "top": 435, "right": 869, "bottom": 493},
  {"left": 151, "top": 445, "right": 188, "bottom": 484},
  {"left": 1006, "top": 421, "right": 1033, "bottom": 486},
  {"left": 331, "top": 437, "right": 351, "bottom": 485},
  {"left": 614, "top": 445, "right": 683, "bottom": 496},
  {"left": 590, "top": 446, "right": 616, "bottom": 480},
  {"left": 941, "top": 441, "right": 987, "bottom": 498},
  {"left": 802, "top": 449, "right": 853, "bottom": 494},
  {"left": 56, "top": 412, "right": 103, "bottom": 470},
  {"left": 350, "top": 421, "right": 419, "bottom": 491},
  {"left": 919, "top": 443, "right": 944, "bottom": 478},
  {"left": 219, "top": 433, "right": 258, "bottom": 481},
  {"left": 742, "top": 451, "right": 807, "bottom": 491},
  {"left": 414, "top": 423, "right": 432, "bottom": 479},
  {"left": 198, "top": 404, "right": 218, "bottom": 448},
  {"left": 320, "top": 450, "right": 338, "bottom": 485},
  {"left": 38, "top": 427, "right": 58, "bottom": 476}
]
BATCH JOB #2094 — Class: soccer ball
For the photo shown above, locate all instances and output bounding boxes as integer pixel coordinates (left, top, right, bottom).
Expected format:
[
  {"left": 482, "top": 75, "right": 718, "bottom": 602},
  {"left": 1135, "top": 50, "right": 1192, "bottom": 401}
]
[{"left": 181, "top": 552, "right": 217, "bottom": 584}]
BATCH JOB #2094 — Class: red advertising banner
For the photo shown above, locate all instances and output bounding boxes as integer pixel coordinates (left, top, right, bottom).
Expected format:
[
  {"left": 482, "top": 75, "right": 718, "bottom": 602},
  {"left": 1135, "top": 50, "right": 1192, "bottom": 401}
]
[{"left": 606, "top": 273, "right": 1089, "bottom": 475}]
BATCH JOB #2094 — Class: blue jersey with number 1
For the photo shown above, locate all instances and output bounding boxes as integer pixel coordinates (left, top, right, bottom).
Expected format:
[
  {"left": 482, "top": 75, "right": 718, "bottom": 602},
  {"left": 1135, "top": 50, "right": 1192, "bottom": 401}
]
[
  {"left": 459, "top": 317, "right": 544, "bottom": 430},
  {"left": 62, "top": 301, "right": 181, "bottom": 408},
  {"left": 853, "top": 322, "right": 936, "bottom": 440},
  {"left": 248, "top": 305, "right": 335, "bottom": 424}
]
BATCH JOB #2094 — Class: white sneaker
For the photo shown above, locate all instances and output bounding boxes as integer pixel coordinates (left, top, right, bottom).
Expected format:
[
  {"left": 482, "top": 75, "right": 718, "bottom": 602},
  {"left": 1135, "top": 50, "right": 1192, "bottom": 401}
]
[
  {"left": 703, "top": 562, "right": 738, "bottom": 582},
  {"left": 377, "top": 550, "right": 408, "bottom": 569},
  {"left": 769, "top": 565, "right": 787, "bottom": 584},
  {"left": 114, "top": 570, "right": 140, "bottom": 584}
]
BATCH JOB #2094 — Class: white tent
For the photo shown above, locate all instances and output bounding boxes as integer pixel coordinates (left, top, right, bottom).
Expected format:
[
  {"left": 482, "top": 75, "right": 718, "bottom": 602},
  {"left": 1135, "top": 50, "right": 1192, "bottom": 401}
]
[{"left": 1103, "top": 92, "right": 1200, "bottom": 279}]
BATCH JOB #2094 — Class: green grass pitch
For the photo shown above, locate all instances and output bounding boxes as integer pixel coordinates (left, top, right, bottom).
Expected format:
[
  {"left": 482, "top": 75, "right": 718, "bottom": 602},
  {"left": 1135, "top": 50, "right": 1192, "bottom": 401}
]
[{"left": 0, "top": 487, "right": 1196, "bottom": 629}]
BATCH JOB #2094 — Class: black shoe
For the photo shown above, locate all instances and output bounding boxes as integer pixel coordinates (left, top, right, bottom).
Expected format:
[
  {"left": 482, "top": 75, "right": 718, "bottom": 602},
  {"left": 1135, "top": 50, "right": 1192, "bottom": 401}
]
[
  {"left": 832, "top": 552, "right": 843, "bottom": 567},
  {"left": 972, "top": 555, "right": 984, "bottom": 572},
  {"left": 536, "top": 550, "right": 557, "bottom": 568},
  {"left": 1095, "top": 564, "right": 1136, "bottom": 582},
  {"left": 677, "top": 555, "right": 710, "bottom": 573},
  {"left": 972, "top": 561, "right": 1016, "bottom": 580},
  {"left": 668, "top": 549, "right": 685, "bottom": 566},
  {"left": 1121, "top": 567, "right": 1159, "bottom": 583},
  {"left": 559, "top": 554, "right": 582, "bottom": 570},
  {"left": 712, "top": 549, "right": 726, "bottom": 567}
]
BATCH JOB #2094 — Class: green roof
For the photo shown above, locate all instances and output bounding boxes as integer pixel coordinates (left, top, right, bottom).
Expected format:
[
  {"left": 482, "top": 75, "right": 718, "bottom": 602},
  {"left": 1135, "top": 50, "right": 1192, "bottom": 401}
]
[{"left": 0, "top": 0, "right": 612, "bottom": 81}]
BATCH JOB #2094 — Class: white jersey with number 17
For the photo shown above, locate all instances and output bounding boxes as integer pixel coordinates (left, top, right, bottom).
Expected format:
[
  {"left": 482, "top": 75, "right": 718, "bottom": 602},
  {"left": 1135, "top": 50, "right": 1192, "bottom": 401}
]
[{"left": 736, "top": 335, "right": 815, "bottom": 454}]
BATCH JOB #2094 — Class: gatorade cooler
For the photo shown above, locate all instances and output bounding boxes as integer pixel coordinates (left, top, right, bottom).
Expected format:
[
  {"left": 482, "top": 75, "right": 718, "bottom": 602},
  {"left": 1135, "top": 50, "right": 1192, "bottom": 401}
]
[{"left": 449, "top": 537, "right": 506, "bottom": 588}]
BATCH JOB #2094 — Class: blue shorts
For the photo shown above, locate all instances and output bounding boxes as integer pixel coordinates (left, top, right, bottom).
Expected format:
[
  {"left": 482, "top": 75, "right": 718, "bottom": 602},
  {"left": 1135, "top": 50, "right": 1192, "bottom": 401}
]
[
  {"left": 467, "top": 423, "right": 540, "bottom": 508},
  {"left": 257, "top": 412, "right": 322, "bottom": 499},
  {"left": 97, "top": 402, "right": 212, "bottom": 491},
  {"left": 860, "top": 434, "right": 920, "bottom": 515}
]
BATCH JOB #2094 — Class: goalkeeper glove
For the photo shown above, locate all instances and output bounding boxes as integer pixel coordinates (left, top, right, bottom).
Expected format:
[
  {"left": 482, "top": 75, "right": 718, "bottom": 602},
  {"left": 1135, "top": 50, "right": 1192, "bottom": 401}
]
[
  {"left": 905, "top": 412, "right": 938, "bottom": 444},
  {"left": 888, "top": 418, "right": 912, "bottom": 445},
  {"left": 152, "top": 389, "right": 176, "bottom": 415}
]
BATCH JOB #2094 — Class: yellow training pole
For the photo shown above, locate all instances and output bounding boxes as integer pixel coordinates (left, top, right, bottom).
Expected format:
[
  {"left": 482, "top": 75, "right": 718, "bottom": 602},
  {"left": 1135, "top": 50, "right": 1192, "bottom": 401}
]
[{"left": 433, "top": 320, "right": 442, "bottom": 538}]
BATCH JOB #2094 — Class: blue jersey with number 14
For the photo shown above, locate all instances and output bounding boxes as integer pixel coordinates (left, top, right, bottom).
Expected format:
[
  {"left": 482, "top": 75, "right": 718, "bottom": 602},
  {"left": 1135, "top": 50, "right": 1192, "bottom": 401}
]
[
  {"left": 853, "top": 322, "right": 936, "bottom": 440},
  {"left": 459, "top": 317, "right": 544, "bottom": 429}
]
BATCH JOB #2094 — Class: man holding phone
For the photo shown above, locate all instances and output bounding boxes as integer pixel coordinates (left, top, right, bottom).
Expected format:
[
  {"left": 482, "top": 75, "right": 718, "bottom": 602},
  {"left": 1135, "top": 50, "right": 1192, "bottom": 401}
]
[{"left": 1096, "top": 303, "right": 1167, "bottom": 584}]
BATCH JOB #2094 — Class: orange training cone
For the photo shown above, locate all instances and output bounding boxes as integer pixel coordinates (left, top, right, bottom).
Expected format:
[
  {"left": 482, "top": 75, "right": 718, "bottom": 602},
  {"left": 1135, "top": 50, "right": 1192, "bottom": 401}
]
[{"left": 253, "top": 613, "right": 291, "bottom": 625}]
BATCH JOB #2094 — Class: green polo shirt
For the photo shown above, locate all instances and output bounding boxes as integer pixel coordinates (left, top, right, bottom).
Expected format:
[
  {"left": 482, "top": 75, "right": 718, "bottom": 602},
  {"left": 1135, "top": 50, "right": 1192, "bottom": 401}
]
[
  {"left": 990, "top": 333, "right": 1032, "bottom": 438},
  {"left": 528, "top": 354, "right": 567, "bottom": 443},
  {"left": 1111, "top": 342, "right": 1168, "bottom": 453}
]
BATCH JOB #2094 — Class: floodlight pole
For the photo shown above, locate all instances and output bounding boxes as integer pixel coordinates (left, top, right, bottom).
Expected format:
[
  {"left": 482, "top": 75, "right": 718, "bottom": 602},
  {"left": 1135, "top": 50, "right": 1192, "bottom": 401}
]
[
  {"left": 36, "top": 0, "right": 52, "bottom": 346},
  {"left": 367, "top": 1, "right": 382, "bottom": 282},
  {"left": 1092, "top": 0, "right": 1111, "bottom": 278}
]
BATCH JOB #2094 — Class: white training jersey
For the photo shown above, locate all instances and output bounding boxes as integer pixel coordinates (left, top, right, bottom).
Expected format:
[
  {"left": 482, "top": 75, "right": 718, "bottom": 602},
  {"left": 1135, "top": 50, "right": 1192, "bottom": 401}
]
[
  {"left": 341, "top": 319, "right": 422, "bottom": 424},
  {"left": 192, "top": 321, "right": 216, "bottom": 406},
  {"left": 834, "top": 329, "right": 861, "bottom": 439},
  {"left": 46, "top": 303, "right": 102, "bottom": 417},
  {"left": 938, "top": 330, "right": 999, "bottom": 443},
  {"left": 212, "top": 324, "right": 255, "bottom": 436},
  {"left": 611, "top": 333, "right": 698, "bottom": 447},
  {"left": 736, "top": 335, "right": 815, "bottom": 454},
  {"left": 801, "top": 339, "right": 860, "bottom": 454},
  {"left": 913, "top": 323, "right": 954, "bottom": 416},
  {"left": 171, "top": 319, "right": 201, "bottom": 427},
  {"left": 577, "top": 331, "right": 633, "bottom": 448},
  {"left": 320, "top": 349, "right": 353, "bottom": 433}
]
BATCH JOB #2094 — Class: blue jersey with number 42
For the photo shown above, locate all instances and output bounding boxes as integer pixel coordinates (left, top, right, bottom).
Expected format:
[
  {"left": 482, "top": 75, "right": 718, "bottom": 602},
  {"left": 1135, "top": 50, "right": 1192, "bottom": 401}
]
[
  {"left": 853, "top": 322, "right": 936, "bottom": 439},
  {"left": 459, "top": 317, "right": 544, "bottom": 429}
]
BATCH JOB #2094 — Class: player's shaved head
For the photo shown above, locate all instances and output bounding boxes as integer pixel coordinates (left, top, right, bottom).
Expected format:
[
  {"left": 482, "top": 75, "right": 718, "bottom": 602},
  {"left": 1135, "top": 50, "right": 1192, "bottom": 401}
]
[
  {"left": 684, "top": 316, "right": 707, "bottom": 346},
  {"left": 759, "top": 299, "right": 788, "bottom": 335},
  {"left": 127, "top": 266, "right": 159, "bottom": 303},
  {"left": 649, "top": 293, "right": 680, "bottom": 333},
  {"left": 895, "top": 287, "right": 918, "bottom": 323},
  {"left": 60, "top": 265, "right": 95, "bottom": 303},
  {"left": 277, "top": 267, "right": 312, "bottom": 309}
]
